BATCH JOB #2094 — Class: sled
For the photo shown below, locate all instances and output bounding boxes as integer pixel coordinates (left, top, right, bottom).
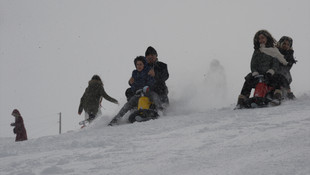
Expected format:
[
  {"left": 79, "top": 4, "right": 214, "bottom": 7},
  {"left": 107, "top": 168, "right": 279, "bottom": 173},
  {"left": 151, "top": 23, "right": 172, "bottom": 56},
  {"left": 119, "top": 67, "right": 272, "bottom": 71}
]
[
  {"left": 128, "top": 87, "right": 159, "bottom": 123},
  {"left": 237, "top": 74, "right": 283, "bottom": 109}
]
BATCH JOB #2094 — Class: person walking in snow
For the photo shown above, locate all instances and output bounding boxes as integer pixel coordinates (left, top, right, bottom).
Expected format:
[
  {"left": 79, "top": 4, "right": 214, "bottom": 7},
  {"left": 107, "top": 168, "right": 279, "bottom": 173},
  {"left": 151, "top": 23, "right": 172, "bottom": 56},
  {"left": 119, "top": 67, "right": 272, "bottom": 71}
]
[
  {"left": 10, "top": 109, "right": 28, "bottom": 142},
  {"left": 275, "top": 36, "right": 297, "bottom": 99},
  {"left": 145, "top": 46, "right": 169, "bottom": 107},
  {"left": 109, "top": 56, "right": 162, "bottom": 126},
  {"left": 78, "top": 75, "right": 118, "bottom": 122},
  {"left": 236, "top": 30, "right": 284, "bottom": 108}
]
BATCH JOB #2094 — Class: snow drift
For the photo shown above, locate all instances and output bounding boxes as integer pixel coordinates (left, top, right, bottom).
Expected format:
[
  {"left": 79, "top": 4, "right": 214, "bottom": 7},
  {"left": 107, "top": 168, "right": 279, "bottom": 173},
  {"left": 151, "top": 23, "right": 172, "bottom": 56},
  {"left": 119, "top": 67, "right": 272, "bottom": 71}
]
[{"left": 1, "top": 93, "right": 310, "bottom": 175}]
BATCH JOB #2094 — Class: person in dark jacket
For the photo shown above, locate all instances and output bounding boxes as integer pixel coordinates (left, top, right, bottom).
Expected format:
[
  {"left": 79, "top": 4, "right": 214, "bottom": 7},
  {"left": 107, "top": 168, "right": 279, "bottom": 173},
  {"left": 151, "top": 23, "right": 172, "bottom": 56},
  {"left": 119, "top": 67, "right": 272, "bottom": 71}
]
[
  {"left": 145, "top": 46, "right": 169, "bottom": 106},
  {"left": 10, "top": 109, "right": 28, "bottom": 142},
  {"left": 275, "top": 36, "right": 297, "bottom": 99},
  {"left": 109, "top": 56, "right": 161, "bottom": 126},
  {"left": 125, "top": 56, "right": 155, "bottom": 101},
  {"left": 78, "top": 75, "right": 118, "bottom": 121},
  {"left": 236, "top": 30, "right": 284, "bottom": 108}
]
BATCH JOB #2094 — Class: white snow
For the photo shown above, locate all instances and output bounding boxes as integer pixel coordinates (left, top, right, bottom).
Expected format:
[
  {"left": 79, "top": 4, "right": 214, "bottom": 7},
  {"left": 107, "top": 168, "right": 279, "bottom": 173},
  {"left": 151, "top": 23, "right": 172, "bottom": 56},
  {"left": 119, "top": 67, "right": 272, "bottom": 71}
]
[
  {"left": 1, "top": 0, "right": 310, "bottom": 174},
  {"left": 1, "top": 94, "right": 310, "bottom": 175}
]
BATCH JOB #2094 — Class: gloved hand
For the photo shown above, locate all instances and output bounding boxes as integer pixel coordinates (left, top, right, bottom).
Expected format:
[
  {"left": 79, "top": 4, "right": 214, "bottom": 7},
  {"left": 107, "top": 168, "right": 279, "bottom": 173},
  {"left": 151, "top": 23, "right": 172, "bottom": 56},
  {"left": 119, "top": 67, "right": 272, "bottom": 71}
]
[
  {"left": 264, "top": 72, "right": 272, "bottom": 83},
  {"left": 287, "top": 62, "right": 292, "bottom": 67},
  {"left": 10, "top": 123, "right": 15, "bottom": 126},
  {"left": 135, "top": 89, "right": 143, "bottom": 95}
]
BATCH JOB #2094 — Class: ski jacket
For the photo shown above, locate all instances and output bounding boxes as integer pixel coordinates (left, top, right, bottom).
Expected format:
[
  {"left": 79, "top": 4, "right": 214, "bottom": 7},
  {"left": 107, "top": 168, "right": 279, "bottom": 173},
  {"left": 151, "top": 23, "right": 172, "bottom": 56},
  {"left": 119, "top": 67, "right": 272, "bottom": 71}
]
[
  {"left": 251, "top": 50, "right": 280, "bottom": 75},
  {"left": 11, "top": 116, "right": 28, "bottom": 142},
  {"left": 78, "top": 80, "right": 118, "bottom": 115},
  {"left": 276, "top": 49, "right": 295, "bottom": 84},
  {"left": 147, "top": 60, "right": 169, "bottom": 95},
  {"left": 130, "top": 66, "right": 155, "bottom": 93}
]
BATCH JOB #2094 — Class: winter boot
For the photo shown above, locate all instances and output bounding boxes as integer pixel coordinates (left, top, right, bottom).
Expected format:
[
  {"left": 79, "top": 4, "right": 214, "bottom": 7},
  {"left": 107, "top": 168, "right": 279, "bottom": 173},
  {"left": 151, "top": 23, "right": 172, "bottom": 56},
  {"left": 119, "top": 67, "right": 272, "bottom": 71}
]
[
  {"left": 108, "top": 117, "right": 118, "bottom": 126},
  {"left": 270, "top": 89, "right": 282, "bottom": 106},
  {"left": 287, "top": 92, "right": 296, "bottom": 100},
  {"left": 235, "top": 94, "right": 247, "bottom": 109}
]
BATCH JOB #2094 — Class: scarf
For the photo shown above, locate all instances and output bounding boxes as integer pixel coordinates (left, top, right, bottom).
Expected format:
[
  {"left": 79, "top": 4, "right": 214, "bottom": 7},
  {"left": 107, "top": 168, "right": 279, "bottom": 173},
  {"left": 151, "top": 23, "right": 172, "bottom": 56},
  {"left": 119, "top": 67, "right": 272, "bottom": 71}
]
[{"left": 259, "top": 44, "right": 288, "bottom": 66}]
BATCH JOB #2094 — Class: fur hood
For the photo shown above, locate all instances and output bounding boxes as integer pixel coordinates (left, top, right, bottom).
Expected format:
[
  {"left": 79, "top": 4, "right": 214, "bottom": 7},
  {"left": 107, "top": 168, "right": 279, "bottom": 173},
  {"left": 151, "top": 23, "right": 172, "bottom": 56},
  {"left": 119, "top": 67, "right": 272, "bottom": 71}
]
[
  {"left": 88, "top": 79, "right": 103, "bottom": 86},
  {"left": 260, "top": 44, "right": 288, "bottom": 66}
]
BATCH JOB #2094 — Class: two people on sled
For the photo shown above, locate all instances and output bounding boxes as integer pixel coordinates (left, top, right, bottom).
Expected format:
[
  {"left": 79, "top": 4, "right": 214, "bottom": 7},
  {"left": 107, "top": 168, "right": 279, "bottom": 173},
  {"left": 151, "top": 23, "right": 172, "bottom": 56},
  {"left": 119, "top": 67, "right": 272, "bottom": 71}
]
[
  {"left": 109, "top": 46, "right": 169, "bottom": 125},
  {"left": 236, "top": 30, "right": 297, "bottom": 108}
]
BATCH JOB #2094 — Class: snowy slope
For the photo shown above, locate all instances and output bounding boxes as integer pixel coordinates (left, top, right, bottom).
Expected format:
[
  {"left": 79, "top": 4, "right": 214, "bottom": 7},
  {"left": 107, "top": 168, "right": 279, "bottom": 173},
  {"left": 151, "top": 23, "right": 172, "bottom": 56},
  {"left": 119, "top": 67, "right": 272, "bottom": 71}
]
[{"left": 1, "top": 94, "right": 310, "bottom": 175}]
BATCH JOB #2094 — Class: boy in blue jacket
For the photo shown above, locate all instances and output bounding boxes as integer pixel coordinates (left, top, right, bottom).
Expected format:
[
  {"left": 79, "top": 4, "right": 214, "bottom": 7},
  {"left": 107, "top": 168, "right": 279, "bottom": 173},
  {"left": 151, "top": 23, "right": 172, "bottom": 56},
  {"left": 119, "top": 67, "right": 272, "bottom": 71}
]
[
  {"left": 125, "top": 56, "right": 154, "bottom": 101},
  {"left": 109, "top": 56, "right": 162, "bottom": 125}
]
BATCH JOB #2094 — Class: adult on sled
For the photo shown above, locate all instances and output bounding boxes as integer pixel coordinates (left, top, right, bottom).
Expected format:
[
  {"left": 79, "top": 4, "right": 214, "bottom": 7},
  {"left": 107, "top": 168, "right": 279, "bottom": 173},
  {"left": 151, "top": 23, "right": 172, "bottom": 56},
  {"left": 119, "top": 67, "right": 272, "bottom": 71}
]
[
  {"left": 78, "top": 75, "right": 118, "bottom": 122},
  {"left": 10, "top": 109, "right": 28, "bottom": 142},
  {"left": 236, "top": 30, "right": 285, "bottom": 109},
  {"left": 108, "top": 55, "right": 162, "bottom": 126},
  {"left": 275, "top": 36, "right": 297, "bottom": 99},
  {"left": 145, "top": 46, "right": 169, "bottom": 108}
]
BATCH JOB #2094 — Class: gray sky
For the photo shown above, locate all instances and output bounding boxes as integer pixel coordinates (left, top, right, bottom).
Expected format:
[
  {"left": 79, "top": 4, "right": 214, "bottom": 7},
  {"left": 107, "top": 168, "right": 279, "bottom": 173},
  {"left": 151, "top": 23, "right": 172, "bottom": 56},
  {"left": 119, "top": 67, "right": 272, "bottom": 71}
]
[{"left": 1, "top": 0, "right": 310, "bottom": 138}]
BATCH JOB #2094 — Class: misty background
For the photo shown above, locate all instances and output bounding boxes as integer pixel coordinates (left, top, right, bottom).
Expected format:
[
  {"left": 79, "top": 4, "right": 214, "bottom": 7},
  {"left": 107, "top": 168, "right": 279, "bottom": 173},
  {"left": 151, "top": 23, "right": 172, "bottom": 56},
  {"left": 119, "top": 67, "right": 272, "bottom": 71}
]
[{"left": 1, "top": 0, "right": 309, "bottom": 138}]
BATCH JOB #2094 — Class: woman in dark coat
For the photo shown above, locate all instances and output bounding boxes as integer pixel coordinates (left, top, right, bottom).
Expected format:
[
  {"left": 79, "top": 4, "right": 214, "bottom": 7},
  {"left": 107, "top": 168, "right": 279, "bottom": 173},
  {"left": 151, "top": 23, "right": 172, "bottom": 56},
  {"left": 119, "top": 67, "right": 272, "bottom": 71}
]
[
  {"left": 78, "top": 75, "right": 118, "bottom": 121},
  {"left": 236, "top": 30, "right": 284, "bottom": 108},
  {"left": 10, "top": 109, "right": 28, "bottom": 142}
]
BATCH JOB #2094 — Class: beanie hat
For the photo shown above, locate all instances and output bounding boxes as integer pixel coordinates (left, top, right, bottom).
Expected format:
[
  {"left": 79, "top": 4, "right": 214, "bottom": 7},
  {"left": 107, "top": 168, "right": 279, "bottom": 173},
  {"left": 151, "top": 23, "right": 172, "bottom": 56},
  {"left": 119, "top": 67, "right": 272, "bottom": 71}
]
[
  {"left": 12, "top": 109, "right": 21, "bottom": 117},
  {"left": 145, "top": 46, "right": 158, "bottom": 57},
  {"left": 134, "top": 56, "right": 146, "bottom": 67}
]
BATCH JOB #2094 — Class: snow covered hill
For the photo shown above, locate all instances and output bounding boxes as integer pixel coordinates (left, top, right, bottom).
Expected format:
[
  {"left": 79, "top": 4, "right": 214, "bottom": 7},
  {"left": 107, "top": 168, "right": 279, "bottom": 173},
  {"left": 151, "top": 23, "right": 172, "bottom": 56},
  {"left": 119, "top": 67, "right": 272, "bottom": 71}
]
[{"left": 1, "top": 94, "right": 310, "bottom": 175}]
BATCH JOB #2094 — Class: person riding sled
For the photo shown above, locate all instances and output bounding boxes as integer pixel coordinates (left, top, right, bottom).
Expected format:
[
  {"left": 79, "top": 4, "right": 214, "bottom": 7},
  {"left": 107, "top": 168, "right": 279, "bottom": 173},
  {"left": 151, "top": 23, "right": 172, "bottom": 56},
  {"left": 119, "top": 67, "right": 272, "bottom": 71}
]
[
  {"left": 125, "top": 56, "right": 155, "bottom": 101},
  {"left": 78, "top": 75, "right": 118, "bottom": 122},
  {"left": 108, "top": 55, "right": 163, "bottom": 126},
  {"left": 236, "top": 30, "right": 286, "bottom": 109},
  {"left": 145, "top": 46, "right": 169, "bottom": 108},
  {"left": 274, "top": 36, "right": 297, "bottom": 99}
]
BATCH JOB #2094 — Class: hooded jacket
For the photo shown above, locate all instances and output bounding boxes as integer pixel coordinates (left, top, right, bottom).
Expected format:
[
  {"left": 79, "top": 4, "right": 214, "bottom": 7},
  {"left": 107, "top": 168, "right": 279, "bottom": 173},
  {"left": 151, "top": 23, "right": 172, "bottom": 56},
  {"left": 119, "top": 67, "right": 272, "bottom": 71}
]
[
  {"left": 11, "top": 111, "right": 28, "bottom": 142},
  {"left": 78, "top": 80, "right": 117, "bottom": 115}
]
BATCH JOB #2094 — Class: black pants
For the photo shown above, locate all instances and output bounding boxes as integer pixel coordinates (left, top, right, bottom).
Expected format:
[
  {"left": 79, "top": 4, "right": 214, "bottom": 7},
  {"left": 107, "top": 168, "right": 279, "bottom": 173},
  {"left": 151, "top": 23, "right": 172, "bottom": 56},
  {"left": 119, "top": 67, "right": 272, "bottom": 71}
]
[{"left": 240, "top": 73, "right": 281, "bottom": 97}]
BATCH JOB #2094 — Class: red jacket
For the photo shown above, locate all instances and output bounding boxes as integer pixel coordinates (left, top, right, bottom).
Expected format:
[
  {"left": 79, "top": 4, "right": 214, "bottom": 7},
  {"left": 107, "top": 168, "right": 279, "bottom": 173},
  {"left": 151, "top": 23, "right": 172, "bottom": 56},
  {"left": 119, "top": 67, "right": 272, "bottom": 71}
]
[{"left": 12, "top": 116, "right": 28, "bottom": 141}]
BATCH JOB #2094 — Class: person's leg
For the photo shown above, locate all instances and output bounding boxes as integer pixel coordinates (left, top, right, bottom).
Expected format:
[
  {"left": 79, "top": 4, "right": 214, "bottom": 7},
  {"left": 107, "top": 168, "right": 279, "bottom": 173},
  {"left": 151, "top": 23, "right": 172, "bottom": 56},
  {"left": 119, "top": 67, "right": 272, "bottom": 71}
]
[
  {"left": 109, "top": 95, "right": 139, "bottom": 125},
  {"left": 125, "top": 88, "right": 135, "bottom": 102},
  {"left": 236, "top": 73, "right": 257, "bottom": 108},
  {"left": 149, "top": 91, "right": 163, "bottom": 110}
]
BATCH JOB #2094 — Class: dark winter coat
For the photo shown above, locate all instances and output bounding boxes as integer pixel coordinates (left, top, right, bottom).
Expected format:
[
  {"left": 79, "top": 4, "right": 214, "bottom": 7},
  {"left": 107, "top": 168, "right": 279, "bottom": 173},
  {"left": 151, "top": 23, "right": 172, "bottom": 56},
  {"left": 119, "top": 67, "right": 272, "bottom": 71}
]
[
  {"left": 276, "top": 49, "right": 295, "bottom": 85},
  {"left": 78, "top": 80, "right": 118, "bottom": 115},
  {"left": 147, "top": 60, "right": 169, "bottom": 96},
  {"left": 11, "top": 116, "right": 28, "bottom": 142},
  {"left": 130, "top": 66, "right": 155, "bottom": 93},
  {"left": 251, "top": 50, "right": 280, "bottom": 75}
]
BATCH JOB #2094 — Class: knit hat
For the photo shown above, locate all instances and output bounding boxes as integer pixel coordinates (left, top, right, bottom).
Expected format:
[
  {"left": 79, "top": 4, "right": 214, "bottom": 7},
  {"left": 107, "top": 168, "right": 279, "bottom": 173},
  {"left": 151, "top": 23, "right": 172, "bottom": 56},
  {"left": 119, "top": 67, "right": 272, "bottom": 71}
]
[
  {"left": 12, "top": 109, "right": 21, "bottom": 117},
  {"left": 145, "top": 46, "right": 158, "bottom": 57}
]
